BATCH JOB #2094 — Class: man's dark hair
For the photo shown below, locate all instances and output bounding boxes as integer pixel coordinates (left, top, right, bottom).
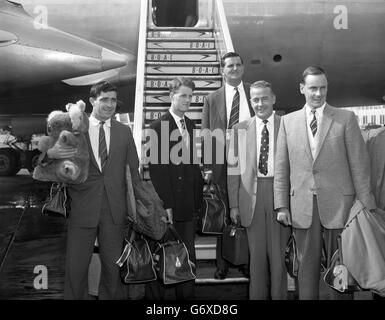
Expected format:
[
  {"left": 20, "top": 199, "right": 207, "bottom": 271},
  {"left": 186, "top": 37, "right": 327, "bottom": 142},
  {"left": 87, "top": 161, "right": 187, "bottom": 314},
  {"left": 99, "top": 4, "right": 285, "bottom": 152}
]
[
  {"left": 301, "top": 66, "right": 327, "bottom": 84},
  {"left": 90, "top": 81, "right": 117, "bottom": 98},
  {"left": 169, "top": 77, "right": 195, "bottom": 94},
  {"left": 220, "top": 52, "right": 243, "bottom": 68}
]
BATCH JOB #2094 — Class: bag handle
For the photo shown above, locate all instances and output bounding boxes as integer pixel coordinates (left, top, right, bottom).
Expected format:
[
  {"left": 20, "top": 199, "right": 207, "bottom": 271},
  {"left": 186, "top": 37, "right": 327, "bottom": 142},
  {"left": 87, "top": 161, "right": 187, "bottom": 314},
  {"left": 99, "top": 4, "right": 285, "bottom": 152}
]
[{"left": 167, "top": 225, "right": 184, "bottom": 243}]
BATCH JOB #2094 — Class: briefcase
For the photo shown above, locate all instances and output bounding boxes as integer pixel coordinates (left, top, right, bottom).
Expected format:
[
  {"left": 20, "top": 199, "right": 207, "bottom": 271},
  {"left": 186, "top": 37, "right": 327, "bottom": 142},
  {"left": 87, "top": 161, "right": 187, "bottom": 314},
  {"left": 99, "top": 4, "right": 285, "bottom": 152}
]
[
  {"left": 198, "top": 183, "right": 227, "bottom": 234},
  {"left": 222, "top": 225, "right": 249, "bottom": 265}
]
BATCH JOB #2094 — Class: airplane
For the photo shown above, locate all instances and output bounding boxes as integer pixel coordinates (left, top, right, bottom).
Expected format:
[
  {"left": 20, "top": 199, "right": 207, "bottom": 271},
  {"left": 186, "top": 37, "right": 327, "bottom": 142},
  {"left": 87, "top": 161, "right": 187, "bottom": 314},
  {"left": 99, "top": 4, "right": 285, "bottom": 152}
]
[{"left": 0, "top": 0, "right": 385, "bottom": 176}]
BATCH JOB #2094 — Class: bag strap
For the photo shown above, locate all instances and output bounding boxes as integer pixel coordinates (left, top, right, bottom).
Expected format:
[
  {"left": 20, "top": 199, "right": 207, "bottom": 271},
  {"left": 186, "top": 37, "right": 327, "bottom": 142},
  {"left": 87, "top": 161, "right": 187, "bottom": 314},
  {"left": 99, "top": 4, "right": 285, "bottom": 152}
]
[
  {"left": 126, "top": 164, "right": 137, "bottom": 221},
  {"left": 167, "top": 225, "right": 184, "bottom": 243}
]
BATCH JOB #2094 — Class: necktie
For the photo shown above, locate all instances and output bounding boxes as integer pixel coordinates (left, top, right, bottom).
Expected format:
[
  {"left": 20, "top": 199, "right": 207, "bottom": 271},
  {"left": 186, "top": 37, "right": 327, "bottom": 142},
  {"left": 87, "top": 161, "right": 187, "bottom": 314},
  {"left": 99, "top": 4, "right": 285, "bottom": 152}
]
[
  {"left": 180, "top": 118, "right": 189, "bottom": 149},
  {"left": 228, "top": 87, "right": 239, "bottom": 129},
  {"left": 310, "top": 109, "right": 317, "bottom": 136},
  {"left": 99, "top": 121, "right": 108, "bottom": 171},
  {"left": 258, "top": 120, "right": 269, "bottom": 176}
]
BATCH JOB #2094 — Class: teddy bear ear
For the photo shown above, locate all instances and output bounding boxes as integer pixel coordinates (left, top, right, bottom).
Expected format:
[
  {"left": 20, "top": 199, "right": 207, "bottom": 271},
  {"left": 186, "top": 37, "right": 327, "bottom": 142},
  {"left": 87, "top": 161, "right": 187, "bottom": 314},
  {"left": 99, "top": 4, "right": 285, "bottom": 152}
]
[
  {"left": 76, "top": 100, "right": 86, "bottom": 111},
  {"left": 65, "top": 103, "right": 72, "bottom": 112}
]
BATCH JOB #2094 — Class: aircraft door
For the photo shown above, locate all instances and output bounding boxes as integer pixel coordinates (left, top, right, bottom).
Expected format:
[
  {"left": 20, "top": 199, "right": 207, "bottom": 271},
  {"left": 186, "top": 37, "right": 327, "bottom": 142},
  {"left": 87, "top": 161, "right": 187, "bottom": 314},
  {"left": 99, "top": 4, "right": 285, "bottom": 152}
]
[{"left": 152, "top": 0, "right": 198, "bottom": 27}]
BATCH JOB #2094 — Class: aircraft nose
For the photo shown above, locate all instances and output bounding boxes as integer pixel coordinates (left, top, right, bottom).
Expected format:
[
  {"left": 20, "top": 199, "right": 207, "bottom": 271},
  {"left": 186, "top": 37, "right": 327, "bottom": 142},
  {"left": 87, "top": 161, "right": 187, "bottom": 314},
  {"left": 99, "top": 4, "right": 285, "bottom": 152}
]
[{"left": 101, "top": 48, "right": 128, "bottom": 70}]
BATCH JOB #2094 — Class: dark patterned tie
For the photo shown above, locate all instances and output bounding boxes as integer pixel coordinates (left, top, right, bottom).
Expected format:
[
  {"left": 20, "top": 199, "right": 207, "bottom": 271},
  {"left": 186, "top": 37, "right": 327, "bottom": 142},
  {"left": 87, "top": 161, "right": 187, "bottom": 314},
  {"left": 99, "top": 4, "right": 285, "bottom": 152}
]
[
  {"left": 99, "top": 121, "right": 108, "bottom": 171},
  {"left": 228, "top": 87, "right": 239, "bottom": 129},
  {"left": 310, "top": 109, "right": 317, "bottom": 136},
  {"left": 258, "top": 120, "right": 269, "bottom": 176}
]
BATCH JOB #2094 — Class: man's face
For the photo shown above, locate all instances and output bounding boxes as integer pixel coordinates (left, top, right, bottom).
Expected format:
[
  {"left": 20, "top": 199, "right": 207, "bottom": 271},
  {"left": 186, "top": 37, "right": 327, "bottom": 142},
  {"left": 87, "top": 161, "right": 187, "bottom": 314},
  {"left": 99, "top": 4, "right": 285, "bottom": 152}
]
[
  {"left": 90, "top": 90, "right": 117, "bottom": 121},
  {"left": 250, "top": 87, "right": 275, "bottom": 120},
  {"left": 222, "top": 56, "right": 244, "bottom": 84},
  {"left": 300, "top": 74, "right": 328, "bottom": 109},
  {"left": 170, "top": 85, "right": 193, "bottom": 117}
]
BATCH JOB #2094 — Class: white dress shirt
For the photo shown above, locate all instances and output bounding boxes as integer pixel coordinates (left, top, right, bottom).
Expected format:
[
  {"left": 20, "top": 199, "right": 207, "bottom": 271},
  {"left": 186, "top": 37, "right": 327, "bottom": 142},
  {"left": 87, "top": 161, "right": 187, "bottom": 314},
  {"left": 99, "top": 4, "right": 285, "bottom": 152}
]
[
  {"left": 169, "top": 108, "right": 189, "bottom": 148},
  {"left": 256, "top": 114, "right": 275, "bottom": 177},
  {"left": 305, "top": 103, "right": 326, "bottom": 158},
  {"left": 88, "top": 114, "right": 111, "bottom": 171},
  {"left": 225, "top": 82, "right": 251, "bottom": 128}
]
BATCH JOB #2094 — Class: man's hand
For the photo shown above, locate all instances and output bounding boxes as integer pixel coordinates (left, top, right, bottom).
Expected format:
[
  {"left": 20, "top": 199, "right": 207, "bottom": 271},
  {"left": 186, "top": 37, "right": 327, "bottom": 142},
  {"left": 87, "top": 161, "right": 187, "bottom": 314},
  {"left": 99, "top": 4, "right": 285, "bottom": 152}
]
[
  {"left": 230, "top": 207, "right": 240, "bottom": 225},
  {"left": 374, "top": 207, "right": 385, "bottom": 216},
  {"left": 161, "top": 208, "right": 173, "bottom": 224},
  {"left": 277, "top": 208, "right": 291, "bottom": 226},
  {"left": 47, "top": 144, "right": 77, "bottom": 159}
]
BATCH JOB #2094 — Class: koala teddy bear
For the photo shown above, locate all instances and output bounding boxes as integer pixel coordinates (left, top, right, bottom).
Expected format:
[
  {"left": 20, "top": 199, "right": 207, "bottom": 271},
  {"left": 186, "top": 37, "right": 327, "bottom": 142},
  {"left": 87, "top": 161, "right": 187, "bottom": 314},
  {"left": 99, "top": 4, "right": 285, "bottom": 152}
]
[{"left": 33, "top": 100, "right": 90, "bottom": 184}]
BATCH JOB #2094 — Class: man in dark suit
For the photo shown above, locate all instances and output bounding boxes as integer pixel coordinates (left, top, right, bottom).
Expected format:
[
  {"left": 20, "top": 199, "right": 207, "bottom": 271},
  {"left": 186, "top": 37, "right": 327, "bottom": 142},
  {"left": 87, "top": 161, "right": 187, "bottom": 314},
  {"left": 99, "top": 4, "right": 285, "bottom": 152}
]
[
  {"left": 46, "top": 81, "right": 140, "bottom": 299},
  {"left": 146, "top": 77, "right": 203, "bottom": 299},
  {"left": 201, "top": 52, "right": 254, "bottom": 279},
  {"left": 227, "top": 81, "right": 289, "bottom": 299},
  {"left": 274, "top": 66, "right": 376, "bottom": 299}
]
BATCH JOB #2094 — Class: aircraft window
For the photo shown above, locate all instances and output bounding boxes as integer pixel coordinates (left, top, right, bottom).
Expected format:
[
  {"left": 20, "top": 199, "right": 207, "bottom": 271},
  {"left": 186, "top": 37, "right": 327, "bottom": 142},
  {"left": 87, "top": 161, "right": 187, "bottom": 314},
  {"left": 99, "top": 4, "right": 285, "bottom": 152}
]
[
  {"left": 152, "top": 0, "right": 198, "bottom": 27},
  {"left": 273, "top": 54, "right": 282, "bottom": 62}
]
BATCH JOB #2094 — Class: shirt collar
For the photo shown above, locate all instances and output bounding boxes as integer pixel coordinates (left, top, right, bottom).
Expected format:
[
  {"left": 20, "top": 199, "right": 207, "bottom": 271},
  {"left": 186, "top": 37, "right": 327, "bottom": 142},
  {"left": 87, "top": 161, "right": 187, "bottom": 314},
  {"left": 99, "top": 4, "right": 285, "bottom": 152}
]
[
  {"left": 169, "top": 107, "right": 184, "bottom": 124},
  {"left": 225, "top": 81, "right": 243, "bottom": 93},
  {"left": 305, "top": 103, "right": 326, "bottom": 117},
  {"left": 89, "top": 114, "right": 111, "bottom": 127},
  {"left": 256, "top": 113, "right": 274, "bottom": 126}
]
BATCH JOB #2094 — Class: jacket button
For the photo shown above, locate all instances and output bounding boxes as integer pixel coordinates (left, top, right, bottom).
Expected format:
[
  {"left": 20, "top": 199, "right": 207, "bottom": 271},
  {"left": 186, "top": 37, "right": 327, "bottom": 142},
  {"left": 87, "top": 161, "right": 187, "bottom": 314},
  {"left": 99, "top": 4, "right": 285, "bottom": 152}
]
[
  {"left": 178, "top": 177, "right": 182, "bottom": 180},
  {"left": 313, "top": 169, "right": 318, "bottom": 174}
]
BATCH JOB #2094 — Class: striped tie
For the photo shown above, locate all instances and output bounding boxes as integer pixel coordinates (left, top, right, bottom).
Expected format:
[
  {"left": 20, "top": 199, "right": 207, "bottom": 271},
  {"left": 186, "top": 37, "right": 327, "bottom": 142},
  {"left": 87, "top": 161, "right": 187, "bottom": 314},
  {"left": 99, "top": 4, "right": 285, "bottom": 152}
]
[
  {"left": 310, "top": 109, "right": 317, "bottom": 136},
  {"left": 228, "top": 87, "right": 239, "bottom": 129},
  {"left": 180, "top": 118, "right": 189, "bottom": 149},
  {"left": 99, "top": 121, "right": 108, "bottom": 171},
  {"left": 258, "top": 120, "right": 269, "bottom": 175}
]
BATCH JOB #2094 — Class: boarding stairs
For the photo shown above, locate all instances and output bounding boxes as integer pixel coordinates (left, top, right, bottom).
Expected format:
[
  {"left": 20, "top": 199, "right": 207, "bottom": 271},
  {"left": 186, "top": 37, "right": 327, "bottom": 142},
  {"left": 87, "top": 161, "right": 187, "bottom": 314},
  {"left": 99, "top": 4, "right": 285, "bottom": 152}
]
[{"left": 130, "top": 0, "right": 250, "bottom": 286}]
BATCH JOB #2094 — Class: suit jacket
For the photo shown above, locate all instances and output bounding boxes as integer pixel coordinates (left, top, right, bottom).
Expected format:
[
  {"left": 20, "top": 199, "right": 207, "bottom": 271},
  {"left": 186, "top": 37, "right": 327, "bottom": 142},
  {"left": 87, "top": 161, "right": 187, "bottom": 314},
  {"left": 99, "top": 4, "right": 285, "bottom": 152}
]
[
  {"left": 201, "top": 82, "right": 254, "bottom": 188},
  {"left": 148, "top": 111, "right": 203, "bottom": 221},
  {"left": 68, "top": 119, "right": 140, "bottom": 227},
  {"left": 227, "top": 114, "right": 280, "bottom": 227},
  {"left": 274, "top": 104, "right": 376, "bottom": 229},
  {"left": 365, "top": 127, "right": 385, "bottom": 210}
]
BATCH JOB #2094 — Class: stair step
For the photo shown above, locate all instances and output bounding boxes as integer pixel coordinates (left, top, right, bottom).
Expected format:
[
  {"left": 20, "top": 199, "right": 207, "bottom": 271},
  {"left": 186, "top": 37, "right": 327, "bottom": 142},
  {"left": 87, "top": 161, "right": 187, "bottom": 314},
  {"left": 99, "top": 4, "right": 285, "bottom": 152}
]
[
  {"left": 148, "top": 30, "right": 214, "bottom": 38},
  {"left": 144, "top": 90, "right": 209, "bottom": 104},
  {"left": 144, "top": 106, "right": 202, "bottom": 122},
  {"left": 146, "top": 50, "right": 217, "bottom": 62},
  {"left": 146, "top": 75, "right": 222, "bottom": 89},
  {"left": 147, "top": 38, "right": 215, "bottom": 50},
  {"left": 146, "top": 62, "right": 220, "bottom": 75},
  {"left": 195, "top": 235, "right": 216, "bottom": 260}
]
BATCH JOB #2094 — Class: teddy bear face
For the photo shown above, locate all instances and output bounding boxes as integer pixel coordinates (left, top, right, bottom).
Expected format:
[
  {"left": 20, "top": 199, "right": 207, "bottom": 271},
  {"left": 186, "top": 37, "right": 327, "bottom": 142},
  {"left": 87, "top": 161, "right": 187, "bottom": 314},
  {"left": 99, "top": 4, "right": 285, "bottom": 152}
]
[{"left": 47, "top": 113, "right": 73, "bottom": 140}]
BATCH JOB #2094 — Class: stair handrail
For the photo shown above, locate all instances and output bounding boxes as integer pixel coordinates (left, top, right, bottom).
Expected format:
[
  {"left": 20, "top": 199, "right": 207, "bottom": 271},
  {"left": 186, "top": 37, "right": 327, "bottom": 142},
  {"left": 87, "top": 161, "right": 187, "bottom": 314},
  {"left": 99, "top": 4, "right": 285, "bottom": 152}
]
[
  {"left": 132, "top": 0, "right": 149, "bottom": 159},
  {"left": 213, "top": 0, "right": 234, "bottom": 58}
]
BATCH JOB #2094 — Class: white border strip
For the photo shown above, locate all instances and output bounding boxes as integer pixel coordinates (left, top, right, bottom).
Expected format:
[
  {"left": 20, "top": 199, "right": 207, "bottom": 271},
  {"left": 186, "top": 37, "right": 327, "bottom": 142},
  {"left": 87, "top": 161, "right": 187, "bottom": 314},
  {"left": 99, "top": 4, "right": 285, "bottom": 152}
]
[{"left": 132, "top": 0, "right": 149, "bottom": 158}]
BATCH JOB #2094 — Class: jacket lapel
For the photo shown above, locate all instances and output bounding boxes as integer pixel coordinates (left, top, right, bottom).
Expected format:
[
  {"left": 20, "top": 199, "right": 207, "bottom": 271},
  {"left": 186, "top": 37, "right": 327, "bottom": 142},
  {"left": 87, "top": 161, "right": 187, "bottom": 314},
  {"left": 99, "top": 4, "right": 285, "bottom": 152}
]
[
  {"left": 216, "top": 87, "right": 227, "bottom": 129},
  {"left": 246, "top": 117, "right": 257, "bottom": 175},
  {"left": 314, "top": 104, "right": 333, "bottom": 161},
  {"left": 273, "top": 114, "right": 280, "bottom": 155},
  {"left": 86, "top": 132, "right": 99, "bottom": 172},
  {"left": 104, "top": 119, "right": 118, "bottom": 172},
  {"left": 298, "top": 107, "right": 313, "bottom": 162}
]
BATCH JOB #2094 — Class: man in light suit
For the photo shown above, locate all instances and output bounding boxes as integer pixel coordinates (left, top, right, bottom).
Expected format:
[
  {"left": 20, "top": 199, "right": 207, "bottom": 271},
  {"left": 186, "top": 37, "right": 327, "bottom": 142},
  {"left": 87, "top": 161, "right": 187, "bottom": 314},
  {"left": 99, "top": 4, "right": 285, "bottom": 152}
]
[
  {"left": 146, "top": 77, "right": 203, "bottom": 299},
  {"left": 227, "top": 81, "right": 289, "bottom": 299},
  {"left": 274, "top": 66, "right": 376, "bottom": 299},
  {"left": 46, "top": 81, "right": 140, "bottom": 299},
  {"left": 364, "top": 127, "right": 385, "bottom": 213},
  {"left": 201, "top": 52, "right": 254, "bottom": 279}
]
